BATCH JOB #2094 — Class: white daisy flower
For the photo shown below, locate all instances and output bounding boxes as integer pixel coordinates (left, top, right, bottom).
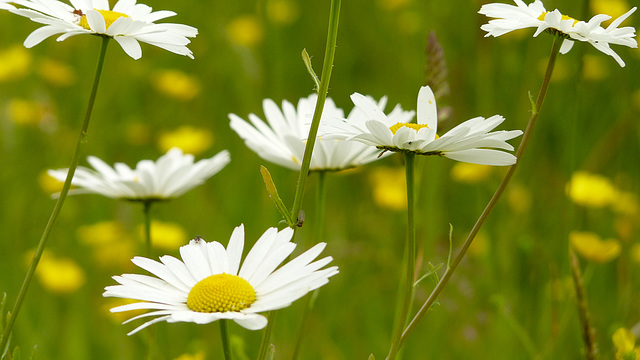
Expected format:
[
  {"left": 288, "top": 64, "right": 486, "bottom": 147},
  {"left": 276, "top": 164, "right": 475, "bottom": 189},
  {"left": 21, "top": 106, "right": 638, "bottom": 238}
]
[
  {"left": 320, "top": 86, "right": 523, "bottom": 166},
  {"left": 8, "top": 0, "right": 198, "bottom": 59},
  {"left": 103, "top": 224, "right": 339, "bottom": 334},
  {"left": 479, "top": 0, "right": 637, "bottom": 67},
  {"left": 48, "top": 148, "right": 230, "bottom": 201},
  {"left": 229, "top": 94, "right": 414, "bottom": 171}
]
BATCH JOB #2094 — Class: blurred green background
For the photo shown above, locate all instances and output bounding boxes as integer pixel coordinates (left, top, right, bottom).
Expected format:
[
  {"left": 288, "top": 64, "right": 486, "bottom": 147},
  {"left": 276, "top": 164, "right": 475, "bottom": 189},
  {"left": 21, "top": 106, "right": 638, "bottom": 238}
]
[{"left": 1, "top": 0, "right": 639, "bottom": 359}]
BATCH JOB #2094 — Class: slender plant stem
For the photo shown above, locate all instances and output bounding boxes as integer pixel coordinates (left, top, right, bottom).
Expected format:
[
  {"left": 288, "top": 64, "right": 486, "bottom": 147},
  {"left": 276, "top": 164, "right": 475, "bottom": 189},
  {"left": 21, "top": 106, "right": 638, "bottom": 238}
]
[
  {"left": 387, "top": 35, "right": 563, "bottom": 358},
  {"left": 289, "top": 0, "right": 341, "bottom": 223},
  {"left": 291, "top": 171, "right": 327, "bottom": 360},
  {"left": 386, "top": 152, "right": 417, "bottom": 359},
  {"left": 219, "top": 320, "right": 232, "bottom": 360},
  {"left": 0, "top": 36, "right": 110, "bottom": 351},
  {"left": 569, "top": 248, "right": 597, "bottom": 360},
  {"left": 143, "top": 201, "right": 153, "bottom": 256},
  {"left": 257, "top": 311, "right": 277, "bottom": 360}
]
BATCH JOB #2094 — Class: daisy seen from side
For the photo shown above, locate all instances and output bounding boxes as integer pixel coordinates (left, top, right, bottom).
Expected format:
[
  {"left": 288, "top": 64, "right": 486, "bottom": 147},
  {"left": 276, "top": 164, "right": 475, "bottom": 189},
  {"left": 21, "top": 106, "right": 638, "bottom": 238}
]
[
  {"left": 479, "top": 0, "right": 637, "bottom": 67},
  {"left": 7, "top": 0, "right": 198, "bottom": 59},
  {"left": 229, "top": 94, "right": 414, "bottom": 171},
  {"left": 47, "top": 147, "right": 230, "bottom": 201},
  {"left": 103, "top": 224, "right": 339, "bottom": 334},
  {"left": 321, "top": 86, "right": 523, "bottom": 166}
]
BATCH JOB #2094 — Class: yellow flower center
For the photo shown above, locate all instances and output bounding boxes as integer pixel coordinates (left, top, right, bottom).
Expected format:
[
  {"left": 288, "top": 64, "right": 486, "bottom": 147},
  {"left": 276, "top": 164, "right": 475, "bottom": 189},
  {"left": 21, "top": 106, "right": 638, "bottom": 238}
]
[
  {"left": 537, "top": 11, "right": 579, "bottom": 26},
  {"left": 389, "top": 123, "right": 430, "bottom": 135},
  {"left": 78, "top": 9, "right": 130, "bottom": 31},
  {"left": 186, "top": 273, "right": 256, "bottom": 313}
]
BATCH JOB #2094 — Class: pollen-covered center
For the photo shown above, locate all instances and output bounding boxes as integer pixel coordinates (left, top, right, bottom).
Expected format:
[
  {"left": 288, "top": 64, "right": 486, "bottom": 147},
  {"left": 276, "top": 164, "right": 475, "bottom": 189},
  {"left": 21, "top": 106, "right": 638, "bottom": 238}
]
[
  {"left": 78, "top": 9, "right": 130, "bottom": 31},
  {"left": 389, "top": 123, "right": 430, "bottom": 135},
  {"left": 537, "top": 11, "right": 579, "bottom": 25},
  {"left": 186, "top": 273, "right": 256, "bottom": 313}
]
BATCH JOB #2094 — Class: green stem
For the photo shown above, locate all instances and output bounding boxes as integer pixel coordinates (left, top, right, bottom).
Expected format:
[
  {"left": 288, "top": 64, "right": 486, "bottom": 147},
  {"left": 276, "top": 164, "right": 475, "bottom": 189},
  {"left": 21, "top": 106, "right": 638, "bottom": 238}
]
[
  {"left": 291, "top": 172, "right": 327, "bottom": 360},
  {"left": 289, "top": 0, "right": 341, "bottom": 224},
  {"left": 143, "top": 201, "right": 153, "bottom": 256},
  {"left": 0, "top": 36, "right": 110, "bottom": 352},
  {"left": 256, "top": 311, "right": 277, "bottom": 360},
  {"left": 388, "top": 35, "right": 563, "bottom": 358},
  {"left": 386, "top": 152, "right": 417, "bottom": 359},
  {"left": 220, "top": 320, "right": 232, "bottom": 360}
]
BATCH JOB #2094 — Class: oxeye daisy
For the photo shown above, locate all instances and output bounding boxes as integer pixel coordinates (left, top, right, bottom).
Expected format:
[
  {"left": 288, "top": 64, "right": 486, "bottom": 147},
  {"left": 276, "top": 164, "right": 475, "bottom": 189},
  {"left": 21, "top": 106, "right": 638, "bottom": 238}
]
[
  {"left": 47, "top": 148, "right": 230, "bottom": 201},
  {"left": 229, "top": 94, "right": 414, "bottom": 171},
  {"left": 321, "top": 86, "right": 523, "bottom": 166},
  {"left": 103, "top": 224, "right": 339, "bottom": 334},
  {"left": 479, "top": 0, "right": 637, "bottom": 67},
  {"left": 7, "top": 0, "right": 198, "bottom": 59}
]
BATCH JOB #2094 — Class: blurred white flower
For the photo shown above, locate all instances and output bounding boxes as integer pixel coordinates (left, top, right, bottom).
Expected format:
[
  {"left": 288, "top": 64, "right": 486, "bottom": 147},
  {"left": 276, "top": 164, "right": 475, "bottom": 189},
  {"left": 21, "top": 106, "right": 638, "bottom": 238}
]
[
  {"left": 104, "top": 224, "right": 339, "bottom": 334},
  {"left": 48, "top": 148, "right": 230, "bottom": 201},
  {"left": 321, "top": 86, "right": 522, "bottom": 166},
  {"left": 229, "top": 94, "right": 414, "bottom": 171},
  {"left": 479, "top": 0, "right": 637, "bottom": 66},
  {"left": 8, "top": 0, "right": 198, "bottom": 59}
]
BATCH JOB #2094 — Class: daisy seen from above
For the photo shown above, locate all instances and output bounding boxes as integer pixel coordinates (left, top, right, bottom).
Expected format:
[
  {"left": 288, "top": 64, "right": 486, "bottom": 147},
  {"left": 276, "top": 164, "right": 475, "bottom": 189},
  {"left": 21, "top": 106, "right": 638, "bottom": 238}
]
[
  {"left": 321, "top": 86, "right": 523, "bottom": 166},
  {"left": 47, "top": 147, "right": 230, "bottom": 201},
  {"left": 7, "top": 0, "right": 198, "bottom": 59},
  {"left": 229, "top": 94, "right": 414, "bottom": 172},
  {"left": 103, "top": 224, "right": 339, "bottom": 334},
  {"left": 479, "top": 0, "right": 637, "bottom": 67}
]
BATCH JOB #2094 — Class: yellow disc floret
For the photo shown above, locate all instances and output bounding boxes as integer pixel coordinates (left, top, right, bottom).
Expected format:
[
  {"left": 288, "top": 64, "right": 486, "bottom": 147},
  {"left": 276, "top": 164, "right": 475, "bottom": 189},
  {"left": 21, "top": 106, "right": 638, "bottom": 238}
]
[
  {"left": 537, "top": 11, "right": 579, "bottom": 26},
  {"left": 187, "top": 273, "right": 256, "bottom": 313},
  {"left": 78, "top": 10, "right": 130, "bottom": 31},
  {"left": 389, "top": 123, "right": 430, "bottom": 135}
]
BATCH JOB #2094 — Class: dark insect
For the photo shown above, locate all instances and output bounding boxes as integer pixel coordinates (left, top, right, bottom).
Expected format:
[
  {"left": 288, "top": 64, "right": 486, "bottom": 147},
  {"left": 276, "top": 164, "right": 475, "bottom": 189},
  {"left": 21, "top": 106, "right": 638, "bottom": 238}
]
[
  {"left": 194, "top": 235, "right": 203, "bottom": 243},
  {"left": 72, "top": 9, "right": 84, "bottom": 16}
]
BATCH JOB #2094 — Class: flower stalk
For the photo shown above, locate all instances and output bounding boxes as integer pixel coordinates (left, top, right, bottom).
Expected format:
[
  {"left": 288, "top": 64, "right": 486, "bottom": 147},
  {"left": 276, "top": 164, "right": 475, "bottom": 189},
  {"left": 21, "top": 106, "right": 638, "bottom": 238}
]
[
  {"left": 220, "top": 320, "right": 232, "bottom": 360},
  {"left": 289, "top": 0, "right": 341, "bottom": 223},
  {"left": 386, "top": 152, "right": 417, "bottom": 359},
  {"left": 142, "top": 201, "right": 153, "bottom": 256},
  {"left": 387, "top": 35, "right": 563, "bottom": 358},
  {"left": 0, "top": 36, "right": 110, "bottom": 352}
]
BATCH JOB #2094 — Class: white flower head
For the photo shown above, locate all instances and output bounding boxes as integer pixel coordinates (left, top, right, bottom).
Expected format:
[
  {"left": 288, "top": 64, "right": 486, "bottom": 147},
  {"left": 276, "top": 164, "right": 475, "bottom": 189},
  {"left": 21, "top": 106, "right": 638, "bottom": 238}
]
[
  {"left": 229, "top": 94, "right": 414, "bottom": 171},
  {"left": 8, "top": 0, "right": 198, "bottom": 59},
  {"left": 48, "top": 148, "right": 230, "bottom": 201},
  {"left": 103, "top": 224, "right": 339, "bottom": 334},
  {"left": 479, "top": 0, "right": 637, "bottom": 66},
  {"left": 320, "top": 86, "right": 523, "bottom": 166}
]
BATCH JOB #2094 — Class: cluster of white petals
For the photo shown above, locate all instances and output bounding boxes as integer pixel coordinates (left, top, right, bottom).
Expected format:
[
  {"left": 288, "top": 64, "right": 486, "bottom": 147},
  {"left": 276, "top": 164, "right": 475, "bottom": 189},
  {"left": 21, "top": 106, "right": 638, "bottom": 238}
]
[
  {"left": 48, "top": 148, "right": 230, "bottom": 201},
  {"left": 479, "top": 0, "right": 637, "bottom": 66},
  {"left": 229, "top": 94, "right": 414, "bottom": 171},
  {"left": 320, "top": 86, "right": 523, "bottom": 166},
  {"left": 104, "top": 225, "right": 339, "bottom": 334},
  {"left": 8, "top": 0, "right": 198, "bottom": 59}
]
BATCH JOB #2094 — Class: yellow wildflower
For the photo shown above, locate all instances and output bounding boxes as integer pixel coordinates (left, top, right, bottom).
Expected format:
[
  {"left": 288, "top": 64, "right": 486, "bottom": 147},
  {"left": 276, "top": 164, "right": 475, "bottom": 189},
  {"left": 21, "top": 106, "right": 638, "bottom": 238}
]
[
  {"left": 591, "top": 0, "right": 630, "bottom": 19},
  {"left": 451, "top": 163, "right": 493, "bottom": 184},
  {"left": 613, "top": 327, "right": 640, "bottom": 360},
  {"left": 227, "top": 15, "right": 263, "bottom": 47},
  {"left": 566, "top": 171, "right": 618, "bottom": 208},
  {"left": 0, "top": 45, "right": 31, "bottom": 82},
  {"left": 28, "top": 251, "right": 85, "bottom": 294},
  {"left": 152, "top": 69, "right": 201, "bottom": 101},
  {"left": 369, "top": 167, "right": 406, "bottom": 210},
  {"left": 158, "top": 126, "right": 213, "bottom": 156},
  {"left": 38, "top": 58, "right": 75, "bottom": 86},
  {"left": 569, "top": 231, "right": 621, "bottom": 263},
  {"left": 8, "top": 98, "right": 45, "bottom": 126},
  {"left": 266, "top": 0, "right": 300, "bottom": 25},
  {"left": 612, "top": 191, "right": 640, "bottom": 217},
  {"left": 140, "top": 220, "right": 187, "bottom": 250},
  {"left": 76, "top": 221, "right": 136, "bottom": 268}
]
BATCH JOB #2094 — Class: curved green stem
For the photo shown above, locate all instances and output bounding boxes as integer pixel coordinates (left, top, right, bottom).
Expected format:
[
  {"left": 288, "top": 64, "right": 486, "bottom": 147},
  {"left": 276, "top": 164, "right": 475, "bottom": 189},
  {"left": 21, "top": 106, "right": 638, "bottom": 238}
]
[
  {"left": 143, "top": 201, "right": 153, "bottom": 256},
  {"left": 289, "top": 0, "right": 341, "bottom": 224},
  {"left": 0, "top": 36, "right": 110, "bottom": 353},
  {"left": 387, "top": 152, "right": 417, "bottom": 359},
  {"left": 389, "top": 35, "right": 563, "bottom": 358},
  {"left": 220, "top": 320, "right": 232, "bottom": 360}
]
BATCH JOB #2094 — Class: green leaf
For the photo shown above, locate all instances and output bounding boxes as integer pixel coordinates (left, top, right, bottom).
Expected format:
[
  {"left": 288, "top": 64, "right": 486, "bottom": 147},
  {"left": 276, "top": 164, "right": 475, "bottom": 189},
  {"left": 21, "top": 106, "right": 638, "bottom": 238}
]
[{"left": 260, "top": 166, "right": 295, "bottom": 227}]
